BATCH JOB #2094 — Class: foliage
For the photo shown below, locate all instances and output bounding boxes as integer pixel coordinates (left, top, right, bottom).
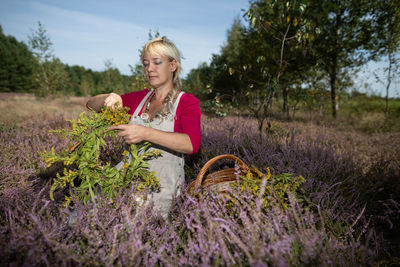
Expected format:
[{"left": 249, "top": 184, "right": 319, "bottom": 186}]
[
  {"left": 41, "top": 106, "right": 161, "bottom": 205},
  {"left": 28, "top": 21, "right": 70, "bottom": 97},
  {"left": 0, "top": 22, "right": 137, "bottom": 97},
  {"left": 96, "top": 59, "right": 124, "bottom": 94},
  {"left": 245, "top": 0, "right": 318, "bottom": 115},
  {"left": 211, "top": 18, "right": 247, "bottom": 101},
  {"left": 184, "top": 62, "right": 215, "bottom": 102},
  {"left": 201, "top": 94, "right": 233, "bottom": 117},
  {"left": 0, "top": 25, "right": 35, "bottom": 92},
  {"left": 371, "top": 0, "right": 400, "bottom": 114},
  {"left": 199, "top": 0, "right": 319, "bottom": 133},
  {"left": 128, "top": 63, "right": 150, "bottom": 93},
  {"left": 307, "top": 0, "right": 383, "bottom": 118},
  {"left": 229, "top": 167, "right": 306, "bottom": 211},
  {"left": 40, "top": 58, "right": 70, "bottom": 95},
  {"left": 28, "top": 21, "right": 53, "bottom": 63},
  {"left": 186, "top": 0, "right": 400, "bottom": 123}
]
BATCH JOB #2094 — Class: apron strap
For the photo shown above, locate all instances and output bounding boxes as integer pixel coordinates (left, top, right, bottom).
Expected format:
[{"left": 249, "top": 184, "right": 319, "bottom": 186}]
[
  {"left": 133, "top": 91, "right": 153, "bottom": 117},
  {"left": 133, "top": 90, "right": 184, "bottom": 117},
  {"left": 172, "top": 91, "right": 185, "bottom": 115}
]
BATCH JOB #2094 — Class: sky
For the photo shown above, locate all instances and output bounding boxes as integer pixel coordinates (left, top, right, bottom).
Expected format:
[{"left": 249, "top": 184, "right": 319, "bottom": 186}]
[
  {"left": 0, "top": 0, "right": 399, "bottom": 98},
  {"left": 0, "top": 0, "right": 249, "bottom": 77}
]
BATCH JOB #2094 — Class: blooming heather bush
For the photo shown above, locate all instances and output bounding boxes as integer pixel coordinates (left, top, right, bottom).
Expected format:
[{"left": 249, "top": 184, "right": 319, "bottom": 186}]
[
  {"left": 0, "top": 116, "right": 70, "bottom": 209},
  {"left": 190, "top": 117, "right": 363, "bottom": 219},
  {"left": 1, "top": 114, "right": 399, "bottom": 265}
]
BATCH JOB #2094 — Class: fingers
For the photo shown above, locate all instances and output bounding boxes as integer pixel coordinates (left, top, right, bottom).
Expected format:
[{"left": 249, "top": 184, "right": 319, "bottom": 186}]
[
  {"left": 109, "top": 124, "right": 146, "bottom": 144},
  {"left": 104, "top": 93, "right": 122, "bottom": 108},
  {"left": 107, "top": 125, "right": 117, "bottom": 131},
  {"left": 107, "top": 124, "right": 127, "bottom": 131}
]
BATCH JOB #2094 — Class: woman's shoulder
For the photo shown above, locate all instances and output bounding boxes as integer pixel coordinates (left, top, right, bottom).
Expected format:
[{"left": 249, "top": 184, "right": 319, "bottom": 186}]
[
  {"left": 122, "top": 88, "right": 150, "bottom": 98},
  {"left": 177, "top": 92, "right": 201, "bottom": 114},
  {"left": 180, "top": 92, "right": 199, "bottom": 105},
  {"left": 121, "top": 89, "right": 150, "bottom": 112}
]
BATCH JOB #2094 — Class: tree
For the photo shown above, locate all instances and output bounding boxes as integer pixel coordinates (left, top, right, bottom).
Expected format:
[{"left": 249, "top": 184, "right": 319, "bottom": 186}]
[
  {"left": 65, "top": 64, "right": 88, "bottom": 95},
  {"left": 308, "top": 0, "right": 378, "bottom": 118},
  {"left": 190, "top": 19, "right": 248, "bottom": 116},
  {"left": 97, "top": 58, "right": 124, "bottom": 94},
  {"left": 0, "top": 25, "right": 35, "bottom": 92},
  {"left": 219, "top": 0, "right": 317, "bottom": 133},
  {"left": 125, "top": 29, "right": 161, "bottom": 94},
  {"left": 211, "top": 18, "right": 247, "bottom": 104},
  {"left": 371, "top": 0, "right": 400, "bottom": 114},
  {"left": 28, "top": 21, "right": 69, "bottom": 97},
  {"left": 44, "top": 58, "right": 70, "bottom": 95},
  {"left": 183, "top": 62, "right": 214, "bottom": 101},
  {"left": 80, "top": 73, "right": 95, "bottom": 96},
  {"left": 127, "top": 63, "right": 149, "bottom": 93},
  {"left": 245, "top": 0, "right": 317, "bottom": 118},
  {"left": 374, "top": 53, "right": 400, "bottom": 114}
]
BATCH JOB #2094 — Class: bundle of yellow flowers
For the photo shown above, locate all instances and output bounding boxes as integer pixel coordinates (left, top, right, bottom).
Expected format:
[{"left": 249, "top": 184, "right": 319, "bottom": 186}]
[
  {"left": 41, "top": 105, "right": 161, "bottom": 206},
  {"left": 230, "top": 167, "right": 305, "bottom": 210}
]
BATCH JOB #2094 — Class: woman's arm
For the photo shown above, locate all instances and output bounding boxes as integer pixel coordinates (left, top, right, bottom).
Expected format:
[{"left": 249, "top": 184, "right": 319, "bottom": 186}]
[
  {"left": 86, "top": 93, "right": 122, "bottom": 112},
  {"left": 106, "top": 92, "right": 200, "bottom": 154},
  {"left": 176, "top": 94, "right": 201, "bottom": 154},
  {"left": 108, "top": 124, "right": 193, "bottom": 154}
]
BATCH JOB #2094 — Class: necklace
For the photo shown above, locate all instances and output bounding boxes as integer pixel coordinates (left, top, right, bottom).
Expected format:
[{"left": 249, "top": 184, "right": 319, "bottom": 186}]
[
  {"left": 141, "top": 92, "right": 155, "bottom": 122},
  {"left": 144, "top": 92, "right": 155, "bottom": 113}
]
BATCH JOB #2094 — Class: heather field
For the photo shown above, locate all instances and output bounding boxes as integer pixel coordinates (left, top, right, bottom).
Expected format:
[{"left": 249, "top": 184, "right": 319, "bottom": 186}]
[{"left": 1, "top": 94, "right": 400, "bottom": 266}]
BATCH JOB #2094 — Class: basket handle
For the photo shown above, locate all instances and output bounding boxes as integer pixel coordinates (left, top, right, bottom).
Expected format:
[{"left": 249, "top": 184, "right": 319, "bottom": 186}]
[{"left": 194, "top": 154, "right": 250, "bottom": 189}]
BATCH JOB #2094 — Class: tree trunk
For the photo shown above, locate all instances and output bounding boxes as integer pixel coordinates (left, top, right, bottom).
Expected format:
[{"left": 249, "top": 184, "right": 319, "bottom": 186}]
[
  {"left": 385, "top": 53, "right": 393, "bottom": 115},
  {"left": 386, "top": 81, "right": 390, "bottom": 115},
  {"left": 330, "top": 71, "right": 338, "bottom": 119},
  {"left": 257, "top": 116, "right": 265, "bottom": 140},
  {"left": 329, "top": 9, "right": 341, "bottom": 119},
  {"left": 282, "top": 86, "right": 289, "bottom": 118}
]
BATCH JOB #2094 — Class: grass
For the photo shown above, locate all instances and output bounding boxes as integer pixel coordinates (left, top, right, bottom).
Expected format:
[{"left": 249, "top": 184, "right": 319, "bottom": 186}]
[{"left": 0, "top": 93, "right": 88, "bottom": 125}]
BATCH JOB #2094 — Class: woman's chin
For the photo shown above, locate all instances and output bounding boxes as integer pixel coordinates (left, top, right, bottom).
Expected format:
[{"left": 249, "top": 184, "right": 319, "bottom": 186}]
[{"left": 148, "top": 79, "right": 159, "bottom": 88}]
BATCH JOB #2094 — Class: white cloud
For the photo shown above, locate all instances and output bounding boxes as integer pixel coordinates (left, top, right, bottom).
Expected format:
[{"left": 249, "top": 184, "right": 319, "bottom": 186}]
[
  {"left": 0, "top": 0, "right": 246, "bottom": 77},
  {"left": 20, "top": 1, "right": 225, "bottom": 76},
  {"left": 26, "top": 1, "right": 147, "bottom": 71}
]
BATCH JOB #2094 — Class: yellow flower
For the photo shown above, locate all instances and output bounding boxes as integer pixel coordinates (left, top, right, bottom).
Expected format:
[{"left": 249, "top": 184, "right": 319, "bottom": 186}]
[
  {"left": 266, "top": 167, "right": 271, "bottom": 180},
  {"left": 122, "top": 162, "right": 130, "bottom": 170},
  {"left": 64, "top": 196, "right": 71, "bottom": 207},
  {"left": 122, "top": 150, "right": 129, "bottom": 156}
]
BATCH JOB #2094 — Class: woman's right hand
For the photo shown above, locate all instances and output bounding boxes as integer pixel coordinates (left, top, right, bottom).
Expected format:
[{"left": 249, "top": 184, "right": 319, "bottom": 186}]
[{"left": 104, "top": 93, "right": 122, "bottom": 108}]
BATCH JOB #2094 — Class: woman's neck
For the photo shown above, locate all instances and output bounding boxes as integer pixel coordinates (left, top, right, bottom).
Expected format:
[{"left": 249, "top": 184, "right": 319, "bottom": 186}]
[{"left": 153, "top": 84, "right": 173, "bottom": 102}]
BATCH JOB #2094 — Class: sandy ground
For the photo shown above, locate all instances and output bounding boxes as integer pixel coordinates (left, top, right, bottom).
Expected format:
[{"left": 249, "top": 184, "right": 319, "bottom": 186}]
[{"left": 0, "top": 93, "right": 89, "bottom": 125}]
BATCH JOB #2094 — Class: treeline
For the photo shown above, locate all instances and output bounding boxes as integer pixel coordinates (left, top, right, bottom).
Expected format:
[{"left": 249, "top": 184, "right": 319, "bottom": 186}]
[
  {"left": 1, "top": 0, "right": 400, "bottom": 122},
  {"left": 0, "top": 24, "right": 148, "bottom": 97},
  {"left": 184, "top": 0, "right": 400, "bottom": 120}
]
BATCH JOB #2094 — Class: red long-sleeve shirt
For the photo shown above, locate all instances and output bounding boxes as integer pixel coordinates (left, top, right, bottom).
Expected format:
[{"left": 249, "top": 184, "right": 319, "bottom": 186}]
[{"left": 121, "top": 89, "right": 201, "bottom": 154}]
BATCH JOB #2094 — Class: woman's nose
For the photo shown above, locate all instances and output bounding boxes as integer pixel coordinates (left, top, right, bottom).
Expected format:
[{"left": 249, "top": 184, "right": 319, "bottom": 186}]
[{"left": 146, "top": 63, "right": 155, "bottom": 72}]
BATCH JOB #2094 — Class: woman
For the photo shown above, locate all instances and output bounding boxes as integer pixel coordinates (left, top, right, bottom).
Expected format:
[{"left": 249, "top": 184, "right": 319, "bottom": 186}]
[{"left": 86, "top": 36, "right": 201, "bottom": 217}]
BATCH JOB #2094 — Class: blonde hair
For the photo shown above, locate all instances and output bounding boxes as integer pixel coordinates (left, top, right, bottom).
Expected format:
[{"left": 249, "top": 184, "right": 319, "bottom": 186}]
[{"left": 141, "top": 36, "right": 183, "bottom": 118}]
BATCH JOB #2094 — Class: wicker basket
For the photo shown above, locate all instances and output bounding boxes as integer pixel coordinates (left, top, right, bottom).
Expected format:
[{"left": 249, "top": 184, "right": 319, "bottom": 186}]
[{"left": 186, "top": 154, "right": 264, "bottom": 194}]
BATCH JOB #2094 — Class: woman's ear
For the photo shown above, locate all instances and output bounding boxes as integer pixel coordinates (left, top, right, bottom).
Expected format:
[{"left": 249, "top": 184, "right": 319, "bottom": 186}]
[{"left": 169, "top": 59, "right": 177, "bottom": 72}]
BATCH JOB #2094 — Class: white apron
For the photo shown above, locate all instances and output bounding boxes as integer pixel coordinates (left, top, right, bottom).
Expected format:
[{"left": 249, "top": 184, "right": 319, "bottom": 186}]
[{"left": 116, "top": 91, "right": 185, "bottom": 218}]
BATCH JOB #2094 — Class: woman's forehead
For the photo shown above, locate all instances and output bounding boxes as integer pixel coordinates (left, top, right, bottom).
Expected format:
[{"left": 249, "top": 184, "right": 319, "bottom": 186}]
[{"left": 143, "top": 53, "right": 167, "bottom": 61}]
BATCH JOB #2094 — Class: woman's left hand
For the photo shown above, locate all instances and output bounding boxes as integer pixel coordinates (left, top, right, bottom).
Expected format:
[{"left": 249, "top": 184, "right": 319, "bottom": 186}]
[{"left": 108, "top": 124, "right": 147, "bottom": 144}]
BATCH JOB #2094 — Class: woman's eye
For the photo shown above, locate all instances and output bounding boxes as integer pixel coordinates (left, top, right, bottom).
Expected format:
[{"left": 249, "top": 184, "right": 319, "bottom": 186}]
[{"left": 155, "top": 61, "right": 163, "bottom": 65}]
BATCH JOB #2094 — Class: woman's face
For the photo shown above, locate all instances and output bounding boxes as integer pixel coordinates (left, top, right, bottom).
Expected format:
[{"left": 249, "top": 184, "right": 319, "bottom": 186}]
[{"left": 142, "top": 52, "right": 176, "bottom": 89}]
